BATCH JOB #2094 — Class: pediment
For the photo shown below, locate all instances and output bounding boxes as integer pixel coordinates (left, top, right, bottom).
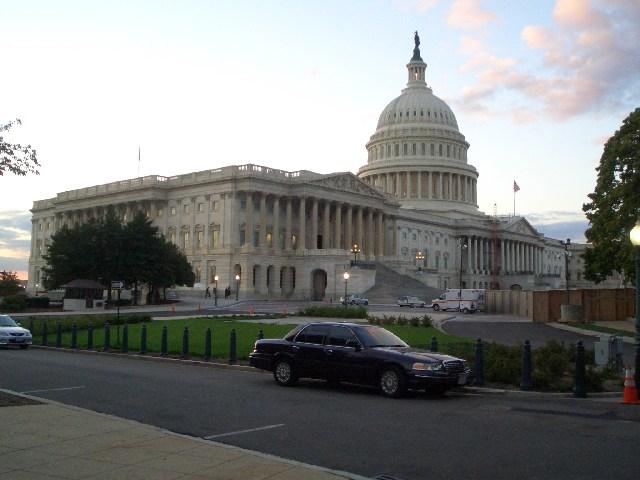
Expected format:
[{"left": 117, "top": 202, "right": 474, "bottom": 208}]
[
  {"left": 505, "top": 218, "right": 539, "bottom": 237},
  {"left": 308, "top": 172, "right": 387, "bottom": 199}
]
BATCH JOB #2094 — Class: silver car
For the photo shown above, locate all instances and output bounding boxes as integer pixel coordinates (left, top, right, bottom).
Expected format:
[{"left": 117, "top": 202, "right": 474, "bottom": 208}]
[{"left": 0, "top": 315, "right": 32, "bottom": 349}]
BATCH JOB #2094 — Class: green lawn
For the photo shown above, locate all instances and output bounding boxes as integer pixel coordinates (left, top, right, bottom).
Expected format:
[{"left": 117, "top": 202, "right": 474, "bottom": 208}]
[
  {"left": 33, "top": 318, "right": 471, "bottom": 361},
  {"left": 567, "top": 322, "right": 632, "bottom": 338}
]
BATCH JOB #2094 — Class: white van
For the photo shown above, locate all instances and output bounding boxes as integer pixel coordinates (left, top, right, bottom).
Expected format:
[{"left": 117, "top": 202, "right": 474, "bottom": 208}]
[{"left": 431, "top": 289, "right": 484, "bottom": 313}]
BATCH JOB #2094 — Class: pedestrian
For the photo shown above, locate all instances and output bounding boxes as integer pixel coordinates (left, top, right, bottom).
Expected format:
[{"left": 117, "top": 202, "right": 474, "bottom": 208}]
[{"left": 205, "top": 287, "right": 210, "bottom": 298}]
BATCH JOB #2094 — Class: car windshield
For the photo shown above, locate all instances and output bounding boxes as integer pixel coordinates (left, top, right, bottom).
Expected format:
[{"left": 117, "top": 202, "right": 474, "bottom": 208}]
[
  {"left": 356, "top": 326, "right": 408, "bottom": 348},
  {"left": 0, "top": 315, "right": 18, "bottom": 327}
]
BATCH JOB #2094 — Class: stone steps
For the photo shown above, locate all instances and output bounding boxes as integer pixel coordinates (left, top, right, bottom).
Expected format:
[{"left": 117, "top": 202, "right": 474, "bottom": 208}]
[{"left": 364, "top": 263, "right": 443, "bottom": 304}]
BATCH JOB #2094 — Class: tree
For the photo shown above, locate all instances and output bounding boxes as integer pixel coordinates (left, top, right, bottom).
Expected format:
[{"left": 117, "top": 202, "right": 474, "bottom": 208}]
[
  {"left": 583, "top": 108, "right": 640, "bottom": 284},
  {"left": 0, "top": 119, "right": 40, "bottom": 176},
  {"left": 0, "top": 270, "right": 22, "bottom": 296}
]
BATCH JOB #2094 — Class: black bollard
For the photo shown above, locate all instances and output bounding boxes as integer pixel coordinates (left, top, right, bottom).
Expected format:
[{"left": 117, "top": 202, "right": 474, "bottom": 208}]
[
  {"left": 430, "top": 336, "right": 438, "bottom": 352},
  {"left": 258, "top": 329, "right": 264, "bottom": 340},
  {"left": 520, "top": 340, "right": 532, "bottom": 391},
  {"left": 474, "top": 338, "right": 484, "bottom": 386},
  {"left": 229, "top": 329, "right": 237, "bottom": 365},
  {"left": 160, "top": 325, "right": 168, "bottom": 357},
  {"left": 71, "top": 323, "right": 78, "bottom": 349},
  {"left": 29, "top": 319, "right": 34, "bottom": 336},
  {"left": 182, "top": 327, "right": 189, "bottom": 359},
  {"left": 204, "top": 328, "right": 212, "bottom": 361},
  {"left": 87, "top": 323, "right": 94, "bottom": 350},
  {"left": 56, "top": 323, "right": 62, "bottom": 348},
  {"left": 42, "top": 322, "right": 48, "bottom": 346},
  {"left": 122, "top": 323, "right": 128, "bottom": 353},
  {"left": 104, "top": 322, "right": 110, "bottom": 352},
  {"left": 140, "top": 324, "right": 147, "bottom": 354},
  {"left": 574, "top": 340, "right": 587, "bottom": 398}
]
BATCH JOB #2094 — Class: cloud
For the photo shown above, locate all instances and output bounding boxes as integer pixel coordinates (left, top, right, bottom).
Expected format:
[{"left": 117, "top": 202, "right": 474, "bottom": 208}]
[
  {"left": 391, "top": 0, "right": 439, "bottom": 13},
  {"left": 447, "top": 0, "right": 497, "bottom": 29},
  {"left": 454, "top": 0, "right": 640, "bottom": 120}
]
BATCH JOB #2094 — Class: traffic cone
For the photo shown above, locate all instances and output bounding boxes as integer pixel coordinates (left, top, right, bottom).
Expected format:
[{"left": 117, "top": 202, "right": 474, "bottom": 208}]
[{"left": 622, "top": 367, "right": 639, "bottom": 404}]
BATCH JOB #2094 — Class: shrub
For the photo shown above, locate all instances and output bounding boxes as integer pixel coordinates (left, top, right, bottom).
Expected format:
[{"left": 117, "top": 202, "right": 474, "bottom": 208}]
[
  {"left": 26, "top": 296, "right": 50, "bottom": 308},
  {"left": 409, "top": 317, "right": 420, "bottom": 327},
  {"left": 298, "top": 305, "right": 367, "bottom": 319},
  {"left": 1, "top": 295, "right": 27, "bottom": 312},
  {"left": 396, "top": 316, "right": 408, "bottom": 326},
  {"left": 484, "top": 343, "right": 522, "bottom": 385},
  {"left": 420, "top": 315, "right": 432, "bottom": 328},
  {"left": 28, "top": 314, "right": 152, "bottom": 336}
]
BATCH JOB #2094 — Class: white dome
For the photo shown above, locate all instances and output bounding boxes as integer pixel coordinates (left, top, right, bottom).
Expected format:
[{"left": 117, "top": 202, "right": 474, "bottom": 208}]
[{"left": 377, "top": 87, "right": 459, "bottom": 131}]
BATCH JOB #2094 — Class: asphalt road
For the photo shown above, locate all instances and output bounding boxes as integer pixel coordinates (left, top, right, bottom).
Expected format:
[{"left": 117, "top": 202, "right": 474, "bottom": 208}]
[{"left": 3, "top": 348, "right": 640, "bottom": 480}]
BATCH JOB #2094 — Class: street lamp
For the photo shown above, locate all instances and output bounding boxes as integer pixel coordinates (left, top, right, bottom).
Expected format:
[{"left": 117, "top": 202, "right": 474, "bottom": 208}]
[
  {"left": 350, "top": 244, "right": 361, "bottom": 263},
  {"left": 629, "top": 219, "right": 640, "bottom": 386},
  {"left": 235, "top": 274, "right": 240, "bottom": 301},
  {"left": 213, "top": 275, "right": 219, "bottom": 307},
  {"left": 343, "top": 271, "right": 350, "bottom": 306},
  {"left": 415, "top": 251, "right": 424, "bottom": 272},
  {"left": 561, "top": 238, "right": 571, "bottom": 305},
  {"left": 459, "top": 238, "right": 468, "bottom": 310}
]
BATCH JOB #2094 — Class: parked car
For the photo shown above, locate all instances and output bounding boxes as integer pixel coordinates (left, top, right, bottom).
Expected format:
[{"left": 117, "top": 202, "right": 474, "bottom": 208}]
[
  {"left": 397, "top": 296, "right": 427, "bottom": 308},
  {"left": 340, "top": 294, "right": 369, "bottom": 305},
  {"left": 249, "top": 322, "right": 470, "bottom": 397},
  {"left": 0, "top": 315, "right": 32, "bottom": 349}
]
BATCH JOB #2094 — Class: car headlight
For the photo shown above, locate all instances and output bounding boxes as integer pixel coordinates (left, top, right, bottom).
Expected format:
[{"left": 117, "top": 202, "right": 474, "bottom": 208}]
[{"left": 412, "top": 362, "right": 444, "bottom": 371}]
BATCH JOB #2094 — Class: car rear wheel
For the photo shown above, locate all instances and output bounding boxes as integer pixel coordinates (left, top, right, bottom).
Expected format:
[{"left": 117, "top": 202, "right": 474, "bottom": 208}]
[
  {"left": 273, "top": 359, "right": 297, "bottom": 386},
  {"left": 432, "top": 304, "right": 440, "bottom": 311},
  {"left": 462, "top": 308, "right": 469, "bottom": 314},
  {"left": 379, "top": 366, "right": 407, "bottom": 398}
]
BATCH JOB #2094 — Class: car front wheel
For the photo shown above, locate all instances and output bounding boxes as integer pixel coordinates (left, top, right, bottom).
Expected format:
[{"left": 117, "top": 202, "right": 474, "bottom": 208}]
[
  {"left": 379, "top": 366, "right": 407, "bottom": 398},
  {"left": 273, "top": 359, "right": 297, "bottom": 387},
  {"left": 432, "top": 304, "right": 440, "bottom": 311}
]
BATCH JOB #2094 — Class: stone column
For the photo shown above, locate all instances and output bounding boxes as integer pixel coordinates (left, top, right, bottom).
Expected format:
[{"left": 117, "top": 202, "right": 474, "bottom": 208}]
[
  {"left": 467, "top": 236, "right": 472, "bottom": 274},
  {"left": 246, "top": 192, "right": 254, "bottom": 247},
  {"left": 500, "top": 240, "right": 505, "bottom": 275},
  {"left": 392, "top": 217, "right": 398, "bottom": 255},
  {"left": 439, "top": 173, "right": 443, "bottom": 200},
  {"left": 334, "top": 203, "right": 342, "bottom": 250},
  {"left": 273, "top": 196, "right": 280, "bottom": 251},
  {"left": 395, "top": 173, "right": 401, "bottom": 197},
  {"left": 448, "top": 174, "right": 453, "bottom": 201},
  {"left": 356, "top": 207, "right": 364, "bottom": 252},
  {"left": 479, "top": 238, "right": 484, "bottom": 274},
  {"left": 299, "top": 197, "right": 306, "bottom": 250},
  {"left": 427, "top": 172, "right": 432, "bottom": 199},
  {"left": 259, "top": 193, "right": 267, "bottom": 247},
  {"left": 345, "top": 205, "right": 353, "bottom": 250},
  {"left": 367, "top": 209, "right": 374, "bottom": 257},
  {"left": 311, "top": 198, "right": 318, "bottom": 250},
  {"left": 377, "top": 213, "right": 384, "bottom": 256},
  {"left": 285, "top": 198, "right": 292, "bottom": 250},
  {"left": 323, "top": 200, "right": 330, "bottom": 249},
  {"left": 457, "top": 175, "right": 462, "bottom": 201},
  {"left": 417, "top": 172, "right": 422, "bottom": 199}
]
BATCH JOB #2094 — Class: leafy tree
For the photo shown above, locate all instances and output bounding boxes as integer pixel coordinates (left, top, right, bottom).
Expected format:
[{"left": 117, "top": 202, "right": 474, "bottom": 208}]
[
  {"left": 0, "top": 270, "right": 23, "bottom": 296},
  {"left": 583, "top": 108, "right": 640, "bottom": 284},
  {"left": 0, "top": 119, "right": 40, "bottom": 176}
]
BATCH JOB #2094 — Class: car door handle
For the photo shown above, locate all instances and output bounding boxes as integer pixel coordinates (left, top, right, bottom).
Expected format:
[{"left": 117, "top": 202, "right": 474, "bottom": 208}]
[
  {"left": 325, "top": 349, "right": 334, "bottom": 355},
  {"left": 291, "top": 345, "right": 300, "bottom": 352}
]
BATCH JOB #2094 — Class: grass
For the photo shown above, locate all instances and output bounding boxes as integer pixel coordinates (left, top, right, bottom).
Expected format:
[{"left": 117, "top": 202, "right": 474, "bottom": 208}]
[
  {"left": 566, "top": 322, "right": 632, "bottom": 338},
  {"left": 32, "top": 317, "right": 471, "bottom": 361}
]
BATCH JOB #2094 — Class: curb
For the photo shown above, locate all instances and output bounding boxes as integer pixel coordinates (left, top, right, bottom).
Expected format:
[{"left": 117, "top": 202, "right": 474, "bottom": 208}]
[
  {"left": 461, "top": 386, "right": 622, "bottom": 399},
  {"left": 30, "top": 345, "right": 263, "bottom": 374},
  {"left": 0, "top": 387, "right": 368, "bottom": 480},
  {"left": 548, "top": 323, "right": 635, "bottom": 344}
]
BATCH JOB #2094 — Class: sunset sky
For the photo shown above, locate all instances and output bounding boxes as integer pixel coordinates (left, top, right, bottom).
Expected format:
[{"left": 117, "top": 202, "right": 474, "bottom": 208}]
[{"left": 2, "top": 0, "right": 639, "bottom": 279}]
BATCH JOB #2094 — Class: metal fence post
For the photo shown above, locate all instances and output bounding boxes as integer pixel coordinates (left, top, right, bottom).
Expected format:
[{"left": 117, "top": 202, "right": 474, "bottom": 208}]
[
  {"left": 122, "top": 323, "right": 128, "bottom": 353},
  {"left": 474, "top": 338, "right": 484, "bottom": 386},
  {"left": 229, "top": 329, "right": 237, "bottom": 365},
  {"left": 140, "top": 324, "right": 147, "bottom": 354},
  {"left": 574, "top": 340, "right": 587, "bottom": 398},
  {"left": 182, "top": 326, "right": 189, "bottom": 359},
  {"left": 258, "top": 329, "right": 264, "bottom": 340},
  {"left": 42, "top": 322, "right": 48, "bottom": 346},
  {"left": 29, "top": 319, "right": 34, "bottom": 336},
  {"left": 104, "top": 322, "right": 110, "bottom": 352},
  {"left": 204, "top": 328, "right": 212, "bottom": 361},
  {"left": 56, "top": 323, "right": 62, "bottom": 348},
  {"left": 87, "top": 323, "right": 94, "bottom": 350},
  {"left": 430, "top": 336, "right": 438, "bottom": 352},
  {"left": 71, "top": 323, "right": 77, "bottom": 349},
  {"left": 160, "top": 325, "right": 168, "bottom": 357},
  {"left": 520, "top": 340, "right": 532, "bottom": 391}
]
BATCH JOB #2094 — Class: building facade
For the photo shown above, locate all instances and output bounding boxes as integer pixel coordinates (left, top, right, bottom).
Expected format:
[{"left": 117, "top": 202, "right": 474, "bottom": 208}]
[{"left": 27, "top": 38, "right": 620, "bottom": 299}]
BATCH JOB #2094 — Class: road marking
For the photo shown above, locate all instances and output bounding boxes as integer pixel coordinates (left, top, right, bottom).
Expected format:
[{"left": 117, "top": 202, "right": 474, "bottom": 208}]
[
  {"left": 204, "top": 423, "right": 285, "bottom": 440},
  {"left": 20, "top": 386, "right": 85, "bottom": 394}
]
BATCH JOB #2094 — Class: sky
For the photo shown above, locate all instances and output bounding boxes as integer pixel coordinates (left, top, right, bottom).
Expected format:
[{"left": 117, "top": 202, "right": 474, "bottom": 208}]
[{"left": 1, "top": 0, "right": 639, "bottom": 279}]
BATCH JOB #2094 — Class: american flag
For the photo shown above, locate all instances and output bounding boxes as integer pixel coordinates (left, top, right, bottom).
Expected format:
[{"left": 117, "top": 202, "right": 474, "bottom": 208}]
[{"left": 513, "top": 180, "right": 520, "bottom": 192}]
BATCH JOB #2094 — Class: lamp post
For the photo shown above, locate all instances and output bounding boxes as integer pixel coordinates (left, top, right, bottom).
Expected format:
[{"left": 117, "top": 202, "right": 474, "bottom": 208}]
[
  {"left": 350, "top": 244, "right": 361, "bottom": 263},
  {"left": 235, "top": 274, "right": 240, "bottom": 301},
  {"left": 459, "top": 238, "right": 468, "bottom": 310},
  {"left": 213, "top": 275, "right": 219, "bottom": 307},
  {"left": 343, "top": 272, "right": 350, "bottom": 306},
  {"left": 629, "top": 219, "right": 640, "bottom": 386},
  {"left": 561, "top": 238, "right": 571, "bottom": 305},
  {"left": 415, "top": 251, "right": 424, "bottom": 272}
]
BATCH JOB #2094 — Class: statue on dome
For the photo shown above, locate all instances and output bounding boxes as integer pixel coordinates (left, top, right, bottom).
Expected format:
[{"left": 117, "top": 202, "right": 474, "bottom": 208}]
[{"left": 412, "top": 31, "right": 422, "bottom": 61}]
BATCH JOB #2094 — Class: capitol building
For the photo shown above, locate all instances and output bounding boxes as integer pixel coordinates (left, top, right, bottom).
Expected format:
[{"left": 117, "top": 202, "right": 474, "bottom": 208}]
[{"left": 27, "top": 36, "right": 599, "bottom": 300}]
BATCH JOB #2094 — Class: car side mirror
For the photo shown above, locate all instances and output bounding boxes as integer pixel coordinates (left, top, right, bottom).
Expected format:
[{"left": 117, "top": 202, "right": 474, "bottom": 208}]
[{"left": 346, "top": 340, "right": 361, "bottom": 351}]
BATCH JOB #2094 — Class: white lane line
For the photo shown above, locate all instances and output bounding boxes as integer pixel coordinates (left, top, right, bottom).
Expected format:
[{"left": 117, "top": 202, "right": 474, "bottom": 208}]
[
  {"left": 203, "top": 423, "right": 285, "bottom": 440},
  {"left": 20, "top": 386, "right": 86, "bottom": 394}
]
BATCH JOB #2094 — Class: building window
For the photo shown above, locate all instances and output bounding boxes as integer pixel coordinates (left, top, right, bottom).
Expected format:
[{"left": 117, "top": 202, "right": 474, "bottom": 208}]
[
  {"left": 196, "top": 230, "right": 204, "bottom": 249},
  {"left": 435, "top": 254, "right": 440, "bottom": 270},
  {"left": 402, "top": 232, "right": 407, "bottom": 240},
  {"left": 412, "top": 233, "right": 417, "bottom": 241},
  {"left": 266, "top": 231, "right": 273, "bottom": 248},
  {"left": 439, "top": 144, "right": 443, "bottom": 156},
  {"left": 394, "top": 144, "right": 399, "bottom": 157},
  {"left": 195, "top": 267, "right": 201, "bottom": 283},
  {"left": 240, "top": 199, "right": 246, "bottom": 210},
  {"left": 39, "top": 223, "right": 43, "bottom": 231},
  {"left": 444, "top": 255, "right": 448, "bottom": 270},
  {"left": 446, "top": 145, "right": 450, "bottom": 157},
  {"left": 209, "top": 265, "right": 216, "bottom": 284},
  {"left": 170, "top": 207, "right": 176, "bottom": 216},
  {"left": 181, "top": 231, "right": 189, "bottom": 249},
  {"left": 412, "top": 143, "right": 416, "bottom": 155},
  {"left": 198, "top": 203, "right": 204, "bottom": 213},
  {"left": 212, "top": 201, "right": 219, "bottom": 211},
  {"left": 403, "top": 144, "right": 408, "bottom": 155},
  {"left": 169, "top": 230, "right": 176, "bottom": 244},
  {"left": 430, "top": 144, "right": 435, "bottom": 155},
  {"left": 421, "top": 143, "right": 425, "bottom": 155},
  {"left": 157, "top": 208, "right": 164, "bottom": 217},
  {"left": 239, "top": 228, "right": 246, "bottom": 245},
  {"left": 253, "top": 230, "right": 259, "bottom": 247},
  {"left": 292, "top": 234, "right": 298, "bottom": 250},
  {"left": 210, "top": 225, "right": 220, "bottom": 248}
]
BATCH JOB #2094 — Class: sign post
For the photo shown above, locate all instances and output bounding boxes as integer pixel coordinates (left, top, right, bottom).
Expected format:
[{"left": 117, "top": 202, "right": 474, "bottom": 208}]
[{"left": 111, "top": 281, "right": 123, "bottom": 328}]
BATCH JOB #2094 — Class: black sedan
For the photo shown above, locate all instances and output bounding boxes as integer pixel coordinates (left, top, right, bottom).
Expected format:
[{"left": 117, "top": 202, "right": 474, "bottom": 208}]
[{"left": 249, "top": 322, "right": 470, "bottom": 398}]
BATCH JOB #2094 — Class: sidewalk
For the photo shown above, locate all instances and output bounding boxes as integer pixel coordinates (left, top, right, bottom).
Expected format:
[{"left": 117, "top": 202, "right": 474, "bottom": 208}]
[{"left": 0, "top": 390, "right": 364, "bottom": 480}]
